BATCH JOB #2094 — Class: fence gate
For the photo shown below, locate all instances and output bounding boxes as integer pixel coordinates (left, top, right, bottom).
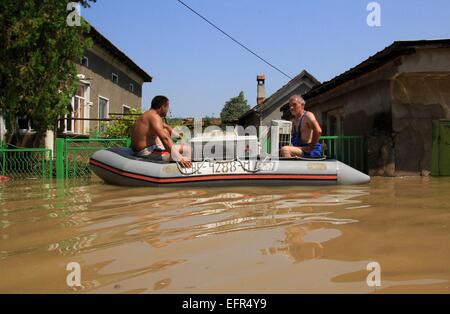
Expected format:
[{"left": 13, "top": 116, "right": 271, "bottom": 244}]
[
  {"left": 432, "top": 120, "right": 450, "bottom": 176},
  {"left": 56, "top": 138, "right": 129, "bottom": 179}
]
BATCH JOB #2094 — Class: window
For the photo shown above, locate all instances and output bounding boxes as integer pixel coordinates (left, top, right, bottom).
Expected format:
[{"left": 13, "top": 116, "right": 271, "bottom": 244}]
[
  {"left": 98, "top": 97, "right": 109, "bottom": 132},
  {"left": 99, "top": 97, "right": 109, "bottom": 119},
  {"left": 112, "top": 73, "right": 119, "bottom": 84},
  {"left": 0, "top": 115, "right": 6, "bottom": 142},
  {"left": 15, "top": 115, "right": 36, "bottom": 134},
  {"left": 323, "top": 108, "right": 344, "bottom": 136},
  {"left": 17, "top": 115, "right": 33, "bottom": 134},
  {"left": 65, "top": 103, "right": 73, "bottom": 133},
  {"left": 129, "top": 83, "right": 134, "bottom": 93},
  {"left": 73, "top": 85, "right": 86, "bottom": 134},
  {"left": 81, "top": 56, "right": 89, "bottom": 67},
  {"left": 61, "top": 84, "right": 87, "bottom": 134},
  {"left": 122, "top": 105, "right": 131, "bottom": 115}
]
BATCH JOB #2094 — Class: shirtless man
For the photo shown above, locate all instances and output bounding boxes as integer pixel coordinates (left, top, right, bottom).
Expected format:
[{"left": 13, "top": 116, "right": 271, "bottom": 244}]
[
  {"left": 131, "top": 95, "right": 192, "bottom": 168},
  {"left": 280, "top": 95, "right": 323, "bottom": 158}
]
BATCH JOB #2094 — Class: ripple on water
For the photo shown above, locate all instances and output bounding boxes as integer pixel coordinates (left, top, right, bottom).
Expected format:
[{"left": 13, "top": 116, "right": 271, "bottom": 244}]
[
  {"left": 2, "top": 178, "right": 405, "bottom": 293},
  {"left": 0, "top": 181, "right": 365, "bottom": 260}
]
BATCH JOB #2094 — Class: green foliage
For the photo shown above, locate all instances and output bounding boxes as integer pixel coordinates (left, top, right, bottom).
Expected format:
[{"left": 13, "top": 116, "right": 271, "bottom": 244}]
[
  {"left": 0, "top": 0, "right": 96, "bottom": 136},
  {"left": 220, "top": 91, "right": 250, "bottom": 125},
  {"left": 166, "top": 118, "right": 184, "bottom": 128},
  {"left": 203, "top": 116, "right": 213, "bottom": 127},
  {"left": 101, "top": 108, "right": 141, "bottom": 138}
]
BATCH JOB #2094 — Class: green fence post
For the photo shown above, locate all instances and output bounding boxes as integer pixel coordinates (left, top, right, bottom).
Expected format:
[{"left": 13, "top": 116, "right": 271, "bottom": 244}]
[
  {"left": 1, "top": 148, "right": 5, "bottom": 176},
  {"left": 65, "top": 139, "right": 69, "bottom": 179},
  {"left": 41, "top": 151, "right": 45, "bottom": 178},
  {"left": 55, "top": 138, "right": 64, "bottom": 179},
  {"left": 49, "top": 150, "right": 53, "bottom": 178}
]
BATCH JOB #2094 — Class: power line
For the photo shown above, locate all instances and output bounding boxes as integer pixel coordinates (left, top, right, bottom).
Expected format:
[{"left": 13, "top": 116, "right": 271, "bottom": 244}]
[{"left": 177, "top": 0, "right": 293, "bottom": 80}]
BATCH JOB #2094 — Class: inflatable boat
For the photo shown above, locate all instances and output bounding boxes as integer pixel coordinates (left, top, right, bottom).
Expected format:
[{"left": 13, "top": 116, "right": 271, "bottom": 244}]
[{"left": 89, "top": 147, "right": 370, "bottom": 187}]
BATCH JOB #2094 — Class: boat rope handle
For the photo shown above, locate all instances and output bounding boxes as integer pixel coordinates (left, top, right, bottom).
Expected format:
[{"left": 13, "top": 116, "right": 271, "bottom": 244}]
[
  {"left": 295, "top": 156, "right": 327, "bottom": 161},
  {"left": 235, "top": 156, "right": 271, "bottom": 173}
]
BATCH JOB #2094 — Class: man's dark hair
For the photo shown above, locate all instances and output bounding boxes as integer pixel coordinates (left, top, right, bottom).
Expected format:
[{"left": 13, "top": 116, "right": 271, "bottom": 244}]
[{"left": 151, "top": 96, "right": 169, "bottom": 109}]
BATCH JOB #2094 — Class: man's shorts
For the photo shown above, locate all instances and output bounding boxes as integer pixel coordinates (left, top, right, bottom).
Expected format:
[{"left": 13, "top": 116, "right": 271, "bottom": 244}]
[
  {"left": 135, "top": 144, "right": 170, "bottom": 161},
  {"left": 297, "top": 143, "right": 323, "bottom": 158}
]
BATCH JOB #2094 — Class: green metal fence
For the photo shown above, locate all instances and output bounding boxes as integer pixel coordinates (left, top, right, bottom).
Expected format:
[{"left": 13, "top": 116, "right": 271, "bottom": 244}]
[
  {"left": 0, "top": 144, "right": 53, "bottom": 179},
  {"left": 262, "top": 135, "right": 367, "bottom": 173},
  {"left": 1, "top": 135, "right": 366, "bottom": 180},
  {"left": 56, "top": 138, "right": 129, "bottom": 179},
  {"left": 320, "top": 136, "right": 367, "bottom": 173}
]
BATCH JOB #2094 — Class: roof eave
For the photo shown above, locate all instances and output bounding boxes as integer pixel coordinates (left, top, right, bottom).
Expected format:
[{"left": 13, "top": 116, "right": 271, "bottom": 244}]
[{"left": 89, "top": 25, "right": 153, "bottom": 83}]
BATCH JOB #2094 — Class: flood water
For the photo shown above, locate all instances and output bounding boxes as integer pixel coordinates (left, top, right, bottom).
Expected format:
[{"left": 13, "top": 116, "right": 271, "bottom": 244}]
[{"left": 1, "top": 176, "right": 450, "bottom": 293}]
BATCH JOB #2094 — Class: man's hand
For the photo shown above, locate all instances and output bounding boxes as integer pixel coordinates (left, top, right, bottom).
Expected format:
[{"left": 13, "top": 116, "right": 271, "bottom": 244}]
[
  {"left": 302, "top": 145, "right": 313, "bottom": 153},
  {"left": 177, "top": 157, "right": 192, "bottom": 168}
]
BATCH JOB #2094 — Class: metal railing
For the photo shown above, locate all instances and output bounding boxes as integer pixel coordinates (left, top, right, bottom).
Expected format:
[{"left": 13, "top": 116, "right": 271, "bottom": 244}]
[
  {"left": 1, "top": 134, "right": 367, "bottom": 180},
  {"left": 262, "top": 135, "right": 367, "bottom": 173},
  {"left": 55, "top": 138, "right": 129, "bottom": 179},
  {"left": 320, "top": 136, "right": 367, "bottom": 173},
  {"left": 0, "top": 143, "right": 53, "bottom": 179}
]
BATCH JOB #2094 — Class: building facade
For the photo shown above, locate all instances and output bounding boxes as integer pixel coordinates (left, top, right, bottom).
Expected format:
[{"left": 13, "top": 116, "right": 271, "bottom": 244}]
[
  {"left": 303, "top": 40, "right": 450, "bottom": 176},
  {"left": 59, "top": 25, "right": 152, "bottom": 135},
  {"left": 239, "top": 70, "right": 320, "bottom": 129}
]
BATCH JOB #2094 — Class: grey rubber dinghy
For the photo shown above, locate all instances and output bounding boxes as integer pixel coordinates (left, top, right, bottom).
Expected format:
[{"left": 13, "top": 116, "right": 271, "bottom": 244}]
[{"left": 90, "top": 147, "right": 370, "bottom": 187}]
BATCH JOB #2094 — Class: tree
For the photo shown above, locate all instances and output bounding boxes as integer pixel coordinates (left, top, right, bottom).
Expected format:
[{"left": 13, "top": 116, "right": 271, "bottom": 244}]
[
  {"left": 0, "top": 0, "right": 96, "bottom": 143},
  {"left": 220, "top": 91, "right": 250, "bottom": 125}
]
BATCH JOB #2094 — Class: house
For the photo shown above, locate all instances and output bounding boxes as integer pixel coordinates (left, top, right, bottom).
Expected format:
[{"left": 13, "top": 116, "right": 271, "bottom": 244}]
[
  {"left": 300, "top": 39, "right": 450, "bottom": 176},
  {"left": 238, "top": 70, "right": 320, "bottom": 129},
  {"left": 58, "top": 25, "right": 152, "bottom": 135},
  {"left": 1, "top": 24, "right": 152, "bottom": 145}
]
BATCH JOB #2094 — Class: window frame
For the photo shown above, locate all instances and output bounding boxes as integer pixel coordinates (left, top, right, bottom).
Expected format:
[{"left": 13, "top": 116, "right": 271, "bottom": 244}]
[
  {"left": 111, "top": 73, "right": 119, "bottom": 84},
  {"left": 122, "top": 105, "right": 131, "bottom": 115},
  {"left": 98, "top": 95, "right": 110, "bottom": 133},
  {"left": 81, "top": 56, "right": 89, "bottom": 67}
]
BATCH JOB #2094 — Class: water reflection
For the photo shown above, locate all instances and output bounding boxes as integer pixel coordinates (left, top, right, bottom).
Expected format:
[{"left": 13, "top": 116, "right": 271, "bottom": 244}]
[{"left": 1, "top": 177, "right": 450, "bottom": 293}]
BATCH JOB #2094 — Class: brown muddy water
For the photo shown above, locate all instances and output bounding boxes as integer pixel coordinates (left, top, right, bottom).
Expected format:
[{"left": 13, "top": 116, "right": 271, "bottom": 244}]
[{"left": 1, "top": 176, "right": 450, "bottom": 293}]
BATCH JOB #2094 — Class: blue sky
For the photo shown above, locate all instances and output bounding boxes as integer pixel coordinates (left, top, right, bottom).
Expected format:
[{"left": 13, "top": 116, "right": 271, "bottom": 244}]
[{"left": 82, "top": 0, "right": 450, "bottom": 117}]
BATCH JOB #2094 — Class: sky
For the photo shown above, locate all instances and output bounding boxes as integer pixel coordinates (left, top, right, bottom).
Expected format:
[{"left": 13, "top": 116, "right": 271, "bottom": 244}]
[{"left": 82, "top": 0, "right": 450, "bottom": 117}]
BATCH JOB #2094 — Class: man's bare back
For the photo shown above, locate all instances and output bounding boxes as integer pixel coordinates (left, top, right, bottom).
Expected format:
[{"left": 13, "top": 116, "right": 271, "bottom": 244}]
[{"left": 131, "top": 110, "right": 161, "bottom": 153}]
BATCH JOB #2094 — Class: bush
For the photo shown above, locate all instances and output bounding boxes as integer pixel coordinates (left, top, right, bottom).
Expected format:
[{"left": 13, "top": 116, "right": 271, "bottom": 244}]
[{"left": 101, "top": 108, "right": 141, "bottom": 138}]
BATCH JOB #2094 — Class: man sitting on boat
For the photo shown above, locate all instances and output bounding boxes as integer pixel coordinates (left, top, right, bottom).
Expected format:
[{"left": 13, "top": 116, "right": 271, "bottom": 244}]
[
  {"left": 131, "top": 95, "right": 192, "bottom": 168},
  {"left": 280, "top": 95, "right": 323, "bottom": 158}
]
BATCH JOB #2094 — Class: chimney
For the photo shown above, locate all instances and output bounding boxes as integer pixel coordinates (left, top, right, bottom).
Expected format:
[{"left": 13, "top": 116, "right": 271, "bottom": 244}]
[{"left": 257, "top": 74, "right": 265, "bottom": 105}]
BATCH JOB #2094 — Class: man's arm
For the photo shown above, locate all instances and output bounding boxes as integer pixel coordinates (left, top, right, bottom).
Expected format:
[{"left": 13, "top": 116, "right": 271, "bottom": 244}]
[
  {"left": 149, "top": 115, "right": 191, "bottom": 167},
  {"left": 163, "top": 123, "right": 181, "bottom": 140},
  {"left": 149, "top": 116, "right": 178, "bottom": 157},
  {"left": 163, "top": 123, "right": 172, "bottom": 134},
  {"left": 306, "top": 112, "right": 322, "bottom": 151}
]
